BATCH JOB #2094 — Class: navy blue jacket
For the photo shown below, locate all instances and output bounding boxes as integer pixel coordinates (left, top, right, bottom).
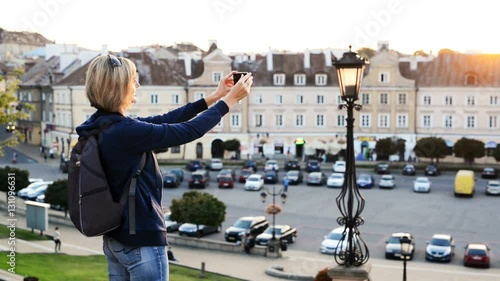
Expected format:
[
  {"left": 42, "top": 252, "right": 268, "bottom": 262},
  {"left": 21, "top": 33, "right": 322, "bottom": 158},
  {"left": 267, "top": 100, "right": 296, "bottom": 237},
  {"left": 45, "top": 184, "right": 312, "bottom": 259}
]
[{"left": 76, "top": 99, "right": 229, "bottom": 246}]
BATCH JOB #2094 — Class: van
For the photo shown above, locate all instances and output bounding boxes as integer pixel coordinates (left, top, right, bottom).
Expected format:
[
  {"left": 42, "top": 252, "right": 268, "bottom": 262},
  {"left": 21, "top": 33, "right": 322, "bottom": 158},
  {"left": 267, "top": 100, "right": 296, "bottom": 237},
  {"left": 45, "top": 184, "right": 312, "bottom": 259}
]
[{"left": 454, "top": 170, "right": 475, "bottom": 197}]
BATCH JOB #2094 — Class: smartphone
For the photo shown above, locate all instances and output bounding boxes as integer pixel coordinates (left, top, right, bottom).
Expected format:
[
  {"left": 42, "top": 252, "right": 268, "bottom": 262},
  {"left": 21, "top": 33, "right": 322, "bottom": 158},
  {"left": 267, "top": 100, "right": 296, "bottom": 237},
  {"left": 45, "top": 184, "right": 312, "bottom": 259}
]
[{"left": 233, "top": 72, "right": 248, "bottom": 84}]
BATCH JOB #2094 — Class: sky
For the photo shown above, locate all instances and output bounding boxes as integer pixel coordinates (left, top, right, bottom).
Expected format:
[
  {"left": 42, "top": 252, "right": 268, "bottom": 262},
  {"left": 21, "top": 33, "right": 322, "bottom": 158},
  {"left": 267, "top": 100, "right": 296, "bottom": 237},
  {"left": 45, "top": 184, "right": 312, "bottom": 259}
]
[{"left": 1, "top": 0, "right": 499, "bottom": 55}]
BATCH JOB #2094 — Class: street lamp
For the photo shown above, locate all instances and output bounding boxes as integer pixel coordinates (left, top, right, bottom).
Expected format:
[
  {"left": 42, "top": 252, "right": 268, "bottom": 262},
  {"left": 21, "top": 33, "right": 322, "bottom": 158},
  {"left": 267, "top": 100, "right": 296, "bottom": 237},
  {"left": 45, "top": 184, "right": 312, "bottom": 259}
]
[
  {"left": 399, "top": 236, "right": 412, "bottom": 281},
  {"left": 260, "top": 186, "right": 287, "bottom": 242},
  {"left": 332, "top": 46, "right": 370, "bottom": 267}
]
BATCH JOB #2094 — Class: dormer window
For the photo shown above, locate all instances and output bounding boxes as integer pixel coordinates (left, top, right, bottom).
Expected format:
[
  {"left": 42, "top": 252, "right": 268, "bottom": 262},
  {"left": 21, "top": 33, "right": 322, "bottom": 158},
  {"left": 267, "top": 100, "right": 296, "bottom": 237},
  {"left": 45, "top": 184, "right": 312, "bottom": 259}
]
[
  {"left": 315, "top": 74, "right": 327, "bottom": 85},
  {"left": 465, "top": 73, "right": 477, "bottom": 86},
  {"left": 294, "top": 74, "right": 306, "bottom": 86},
  {"left": 379, "top": 72, "right": 390, "bottom": 83},
  {"left": 273, "top": 73, "right": 285, "bottom": 85}
]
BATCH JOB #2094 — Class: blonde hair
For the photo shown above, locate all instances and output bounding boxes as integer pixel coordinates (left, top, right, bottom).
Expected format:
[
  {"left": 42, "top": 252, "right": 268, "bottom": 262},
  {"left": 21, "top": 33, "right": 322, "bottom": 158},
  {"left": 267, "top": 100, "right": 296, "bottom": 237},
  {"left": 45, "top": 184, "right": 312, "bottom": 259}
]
[{"left": 85, "top": 55, "right": 136, "bottom": 111}]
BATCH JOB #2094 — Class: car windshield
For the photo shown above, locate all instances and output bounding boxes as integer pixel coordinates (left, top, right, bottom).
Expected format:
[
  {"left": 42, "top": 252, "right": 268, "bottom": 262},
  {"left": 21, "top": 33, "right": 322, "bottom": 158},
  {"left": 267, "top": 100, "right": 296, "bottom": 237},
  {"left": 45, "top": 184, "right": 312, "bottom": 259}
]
[
  {"left": 241, "top": 171, "right": 251, "bottom": 176},
  {"left": 248, "top": 177, "right": 259, "bottom": 182},
  {"left": 330, "top": 174, "right": 343, "bottom": 179},
  {"left": 431, "top": 238, "right": 450, "bottom": 246},
  {"left": 388, "top": 236, "right": 403, "bottom": 244},
  {"left": 381, "top": 176, "right": 393, "bottom": 180},
  {"left": 191, "top": 175, "right": 203, "bottom": 180},
  {"left": 287, "top": 171, "right": 298, "bottom": 176},
  {"left": 326, "top": 232, "right": 344, "bottom": 240},
  {"left": 264, "top": 227, "right": 282, "bottom": 235},
  {"left": 484, "top": 168, "right": 494, "bottom": 172},
  {"left": 416, "top": 178, "right": 429, "bottom": 183},
  {"left": 359, "top": 175, "right": 371, "bottom": 180},
  {"left": 219, "top": 177, "right": 232, "bottom": 182},
  {"left": 467, "top": 249, "right": 487, "bottom": 256},
  {"left": 489, "top": 182, "right": 500, "bottom": 187},
  {"left": 233, "top": 219, "right": 251, "bottom": 228},
  {"left": 379, "top": 164, "right": 389, "bottom": 168}
]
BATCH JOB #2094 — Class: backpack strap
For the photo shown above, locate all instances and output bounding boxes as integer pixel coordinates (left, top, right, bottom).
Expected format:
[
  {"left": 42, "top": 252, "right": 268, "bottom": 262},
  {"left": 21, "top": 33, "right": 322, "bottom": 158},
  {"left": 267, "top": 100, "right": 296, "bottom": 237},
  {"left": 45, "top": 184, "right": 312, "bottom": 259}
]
[{"left": 127, "top": 152, "right": 147, "bottom": 235}]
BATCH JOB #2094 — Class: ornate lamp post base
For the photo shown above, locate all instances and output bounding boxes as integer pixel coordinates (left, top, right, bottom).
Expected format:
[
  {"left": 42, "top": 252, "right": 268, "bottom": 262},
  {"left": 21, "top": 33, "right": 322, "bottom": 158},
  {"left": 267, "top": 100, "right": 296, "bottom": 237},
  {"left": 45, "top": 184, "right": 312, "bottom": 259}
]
[
  {"left": 265, "top": 240, "right": 282, "bottom": 258},
  {"left": 328, "top": 263, "right": 372, "bottom": 281}
]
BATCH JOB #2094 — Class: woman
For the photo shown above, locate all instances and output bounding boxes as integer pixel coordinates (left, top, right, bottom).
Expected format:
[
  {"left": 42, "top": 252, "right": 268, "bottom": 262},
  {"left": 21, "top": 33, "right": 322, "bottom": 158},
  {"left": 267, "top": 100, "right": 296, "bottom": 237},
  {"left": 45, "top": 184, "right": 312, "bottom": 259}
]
[{"left": 77, "top": 54, "right": 252, "bottom": 281}]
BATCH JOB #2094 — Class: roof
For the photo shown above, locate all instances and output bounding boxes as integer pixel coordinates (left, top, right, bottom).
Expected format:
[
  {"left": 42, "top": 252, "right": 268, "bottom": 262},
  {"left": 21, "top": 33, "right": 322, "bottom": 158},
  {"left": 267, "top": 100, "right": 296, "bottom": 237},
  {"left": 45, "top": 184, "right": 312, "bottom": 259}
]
[{"left": 20, "top": 56, "right": 60, "bottom": 86}]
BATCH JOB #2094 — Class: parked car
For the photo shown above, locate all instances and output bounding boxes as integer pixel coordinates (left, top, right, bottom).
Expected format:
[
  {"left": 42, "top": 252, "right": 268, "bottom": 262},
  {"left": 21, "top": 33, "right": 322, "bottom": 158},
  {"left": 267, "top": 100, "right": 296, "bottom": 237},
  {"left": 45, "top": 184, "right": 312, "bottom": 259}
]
[
  {"left": 481, "top": 167, "right": 498, "bottom": 179},
  {"left": 59, "top": 159, "right": 70, "bottom": 173},
  {"left": 218, "top": 175, "right": 234, "bottom": 188},
  {"left": 255, "top": 225, "right": 297, "bottom": 246},
  {"left": 425, "top": 164, "right": 440, "bottom": 176},
  {"left": 188, "top": 170, "right": 209, "bottom": 188},
  {"left": 306, "top": 172, "right": 327, "bottom": 186},
  {"left": 413, "top": 177, "right": 431, "bottom": 193},
  {"left": 264, "top": 160, "right": 280, "bottom": 171},
  {"left": 238, "top": 168, "right": 253, "bottom": 183},
  {"left": 327, "top": 173, "right": 345, "bottom": 188},
  {"left": 385, "top": 232, "right": 415, "bottom": 260},
  {"left": 163, "top": 173, "right": 180, "bottom": 188},
  {"left": 17, "top": 181, "right": 53, "bottom": 199},
  {"left": 25, "top": 183, "right": 51, "bottom": 201},
  {"left": 379, "top": 175, "right": 396, "bottom": 189},
  {"left": 164, "top": 211, "right": 181, "bottom": 233},
  {"left": 224, "top": 216, "right": 269, "bottom": 242},
  {"left": 426, "top": 234, "right": 455, "bottom": 262},
  {"left": 245, "top": 174, "right": 264, "bottom": 191},
  {"left": 332, "top": 161, "right": 346, "bottom": 173},
  {"left": 186, "top": 160, "right": 203, "bottom": 171},
  {"left": 284, "top": 160, "right": 301, "bottom": 171},
  {"left": 286, "top": 170, "right": 303, "bottom": 185},
  {"left": 178, "top": 223, "right": 221, "bottom": 237},
  {"left": 243, "top": 160, "right": 258, "bottom": 172},
  {"left": 401, "top": 164, "right": 416, "bottom": 176},
  {"left": 463, "top": 243, "right": 491, "bottom": 268},
  {"left": 356, "top": 174, "right": 375, "bottom": 188},
  {"left": 374, "top": 163, "right": 390, "bottom": 174},
  {"left": 305, "top": 160, "right": 321, "bottom": 172},
  {"left": 320, "top": 226, "right": 357, "bottom": 255},
  {"left": 485, "top": 180, "right": 500, "bottom": 195},
  {"left": 206, "top": 158, "right": 223, "bottom": 171},
  {"left": 165, "top": 168, "right": 185, "bottom": 182},
  {"left": 217, "top": 169, "right": 236, "bottom": 181},
  {"left": 263, "top": 170, "right": 279, "bottom": 184}
]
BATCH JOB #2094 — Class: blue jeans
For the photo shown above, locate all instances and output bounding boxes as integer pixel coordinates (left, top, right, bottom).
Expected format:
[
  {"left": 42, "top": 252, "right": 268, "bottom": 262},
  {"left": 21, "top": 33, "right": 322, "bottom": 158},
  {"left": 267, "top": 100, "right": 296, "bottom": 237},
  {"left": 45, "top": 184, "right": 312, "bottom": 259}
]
[{"left": 103, "top": 236, "right": 168, "bottom": 281}]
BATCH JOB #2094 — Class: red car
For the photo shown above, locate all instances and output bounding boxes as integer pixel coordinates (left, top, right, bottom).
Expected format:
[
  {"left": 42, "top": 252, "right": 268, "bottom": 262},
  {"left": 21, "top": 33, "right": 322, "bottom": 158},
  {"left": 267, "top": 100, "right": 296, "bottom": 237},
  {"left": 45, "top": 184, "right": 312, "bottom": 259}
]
[
  {"left": 239, "top": 169, "right": 253, "bottom": 183},
  {"left": 463, "top": 243, "right": 491, "bottom": 268},
  {"left": 218, "top": 176, "right": 234, "bottom": 188}
]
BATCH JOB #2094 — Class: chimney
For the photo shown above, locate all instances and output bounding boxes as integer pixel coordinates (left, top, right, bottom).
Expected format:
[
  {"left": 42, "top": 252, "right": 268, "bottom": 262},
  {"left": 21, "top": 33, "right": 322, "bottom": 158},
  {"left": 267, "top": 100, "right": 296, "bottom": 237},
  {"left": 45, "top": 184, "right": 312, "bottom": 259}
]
[
  {"left": 266, "top": 48, "right": 273, "bottom": 71},
  {"left": 378, "top": 40, "right": 389, "bottom": 51},
  {"left": 323, "top": 49, "right": 332, "bottom": 67},
  {"left": 184, "top": 54, "right": 192, "bottom": 77},
  {"left": 409, "top": 56, "right": 418, "bottom": 71},
  {"left": 304, "top": 49, "right": 310, "bottom": 69}
]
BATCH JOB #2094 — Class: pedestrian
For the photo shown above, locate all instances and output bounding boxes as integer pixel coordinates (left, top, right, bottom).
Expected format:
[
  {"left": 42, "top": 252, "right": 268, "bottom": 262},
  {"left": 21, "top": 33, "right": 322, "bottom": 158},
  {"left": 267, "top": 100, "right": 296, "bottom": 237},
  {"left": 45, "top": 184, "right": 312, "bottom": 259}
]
[
  {"left": 43, "top": 152, "right": 47, "bottom": 162},
  {"left": 167, "top": 246, "right": 177, "bottom": 262},
  {"left": 49, "top": 148, "right": 54, "bottom": 159},
  {"left": 283, "top": 176, "right": 289, "bottom": 192},
  {"left": 12, "top": 152, "right": 17, "bottom": 164},
  {"left": 244, "top": 233, "right": 256, "bottom": 255},
  {"left": 53, "top": 226, "right": 61, "bottom": 253},
  {"left": 79, "top": 54, "right": 252, "bottom": 281},
  {"left": 60, "top": 151, "right": 66, "bottom": 162}
]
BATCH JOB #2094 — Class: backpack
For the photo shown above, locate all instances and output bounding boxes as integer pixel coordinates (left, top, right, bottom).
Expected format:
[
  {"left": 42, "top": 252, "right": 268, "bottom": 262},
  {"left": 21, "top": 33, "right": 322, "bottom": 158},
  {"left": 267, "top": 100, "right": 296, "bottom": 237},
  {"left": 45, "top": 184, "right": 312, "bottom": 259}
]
[{"left": 68, "top": 133, "right": 146, "bottom": 237}]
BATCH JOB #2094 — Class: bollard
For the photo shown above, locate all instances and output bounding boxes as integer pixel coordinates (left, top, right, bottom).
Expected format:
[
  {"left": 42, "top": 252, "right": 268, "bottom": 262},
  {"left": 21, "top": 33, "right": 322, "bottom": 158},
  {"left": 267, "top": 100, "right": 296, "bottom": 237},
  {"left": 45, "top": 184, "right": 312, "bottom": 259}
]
[{"left": 200, "top": 262, "right": 206, "bottom": 278}]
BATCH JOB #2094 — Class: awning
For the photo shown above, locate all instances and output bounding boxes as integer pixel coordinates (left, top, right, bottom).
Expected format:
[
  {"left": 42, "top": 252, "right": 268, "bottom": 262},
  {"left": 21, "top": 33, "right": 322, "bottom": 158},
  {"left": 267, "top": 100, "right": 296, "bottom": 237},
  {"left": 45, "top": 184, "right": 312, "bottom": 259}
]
[{"left": 485, "top": 141, "right": 497, "bottom": 149}]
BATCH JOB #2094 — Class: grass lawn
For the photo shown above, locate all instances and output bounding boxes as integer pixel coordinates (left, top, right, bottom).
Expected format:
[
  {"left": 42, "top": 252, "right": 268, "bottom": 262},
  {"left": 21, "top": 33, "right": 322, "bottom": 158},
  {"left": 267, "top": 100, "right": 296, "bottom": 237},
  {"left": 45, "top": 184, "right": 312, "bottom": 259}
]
[
  {"left": 0, "top": 253, "right": 242, "bottom": 281},
  {"left": 0, "top": 224, "right": 51, "bottom": 241}
]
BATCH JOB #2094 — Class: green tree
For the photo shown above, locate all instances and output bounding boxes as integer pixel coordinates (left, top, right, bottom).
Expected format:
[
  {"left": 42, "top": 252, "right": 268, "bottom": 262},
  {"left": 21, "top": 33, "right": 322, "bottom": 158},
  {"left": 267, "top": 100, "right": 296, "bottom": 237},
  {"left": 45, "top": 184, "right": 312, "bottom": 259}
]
[
  {"left": 374, "top": 138, "right": 397, "bottom": 161},
  {"left": 453, "top": 137, "right": 485, "bottom": 164},
  {"left": 44, "top": 179, "right": 68, "bottom": 217},
  {"left": 493, "top": 144, "right": 500, "bottom": 163},
  {"left": 223, "top": 139, "right": 240, "bottom": 152},
  {"left": 356, "top": 47, "right": 375, "bottom": 59},
  {"left": 0, "top": 166, "right": 30, "bottom": 203},
  {"left": 413, "top": 137, "right": 448, "bottom": 163},
  {"left": 170, "top": 191, "right": 226, "bottom": 237}
]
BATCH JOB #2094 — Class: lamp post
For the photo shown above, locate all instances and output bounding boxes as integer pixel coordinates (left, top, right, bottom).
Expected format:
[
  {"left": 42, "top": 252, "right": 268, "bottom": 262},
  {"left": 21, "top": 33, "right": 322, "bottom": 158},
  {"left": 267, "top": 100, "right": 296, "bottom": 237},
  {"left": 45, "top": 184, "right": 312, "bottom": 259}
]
[
  {"left": 399, "top": 236, "right": 411, "bottom": 281},
  {"left": 332, "top": 46, "right": 370, "bottom": 267},
  {"left": 260, "top": 186, "right": 287, "bottom": 253}
]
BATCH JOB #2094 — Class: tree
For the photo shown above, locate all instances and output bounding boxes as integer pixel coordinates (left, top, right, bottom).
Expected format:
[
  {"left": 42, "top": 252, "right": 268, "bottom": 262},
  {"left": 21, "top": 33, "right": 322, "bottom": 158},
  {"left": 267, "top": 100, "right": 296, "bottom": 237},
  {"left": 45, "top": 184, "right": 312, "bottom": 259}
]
[
  {"left": 223, "top": 139, "right": 240, "bottom": 152},
  {"left": 413, "top": 50, "right": 430, "bottom": 57},
  {"left": 493, "top": 144, "right": 500, "bottom": 163},
  {"left": 374, "top": 138, "right": 397, "bottom": 161},
  {"left": 0, "top": 75, "right": 34, "bottom": 156},
  {"left": 356, "top": 47, "right": 375, "bottom": 59},
  {"left": 413, "top": 137, "right": 448, "bottom": 163},
  {"left": 0, "top": 166, "right": 30, "bottom": 202},
  {"left": 170, "top": 191, "right": 226, "bottom": 237},
  {"left": 44, "top": 179, "right": 69, "bottom": 217},
  {"left": 453, "top": 137, "right": 485, "bottom": 164}
]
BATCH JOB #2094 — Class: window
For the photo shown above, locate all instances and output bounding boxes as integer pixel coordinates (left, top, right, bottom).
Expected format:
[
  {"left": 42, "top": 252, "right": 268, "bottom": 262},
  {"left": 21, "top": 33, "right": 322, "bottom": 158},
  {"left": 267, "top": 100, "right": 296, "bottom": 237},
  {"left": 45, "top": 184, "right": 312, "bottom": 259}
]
[
  {"left": 445, "top": 96, "right": 453, "bottom": 105},
  {"left": 171, "top": 94, "right": 180, "bottom": 105},
  {"left": 315, "top": 74, "right": 327, "bottom": 85},
  {"left": 275, "top": 95, "right": 283, "bottom": 104},
  {"left": 444, "top": 115, "right": 453, "bottom": 128},
  {"left": 275, "top": 114, "right": 283, "bottom": 127},
  {"left": 489, "top": 116, "right": 498, "bottom": 128},
  {"left": 273, "top": 73, "right": 285, "bottom": 85},
  {"left": 467, "top": 96, "right": 475, "bottom": 106},
  {"left": 296, "top": 95, "right": 304, "bottom": 104},
  {"left": 360, "top": 114, "right": 371, "bottom": 128},
  {"left": 255, "top": 113, "right": 263, "bottom": 127},
  {"left": 423, "top": 96, "right": 431, "bottom": 105},
  {"left": 398, "top": 93, "right": 406, "bottom": 105},
  {"left": 361, "top": 93, "right": 370, "bottom": 105},
  {"left": 212, "top": 72, "right": 222, "bottom": 83},
  {"left": 171, "top": 146, "right": 181, "bottom": 154},
  {"left": 337, "top": 114, "right": 345, "bottom": 127},
  {"left": 336, "top": 94, "right": 342, "bottom": 105},
  {"left": 396, "top": 114, "right": 408, "bottom": 128},
  {"left": 465, "top": 74, "right": 477, "bottom": 86},
  {"left": 466, "top": 116, "right": 476, "bottom": 128},
  {"left": 255, "top": 95, "right": 263, "bottom": 104},
  {"left": 150, "top": 94, "right": 159, "bottom": 104},
  {"left": 379, "top": 93, "right": 388, "bottom": 104},
  {"left": 295, "top": 114, "right": 304, "bottom": 127},
  {"left": 422, "top": 115, "right": 431, "bottom": 128},
  {"left": 294, "top": 74, "right": 306, "bottom": 85},
  {"left": 230, "top": 113, "right": 241, "bottom": 127},
  {"left": 317, "top": 95, "right": 324, "bottom": 104},
  {"left": 42, "top": 93, "right": 46, "bottom": 101},
  {"left": 195, "top": 91, "right": 205, "bottom": 100},
  {"left": 490, "top": 96, "right": 498, "bottom": 105},
  {"left": 378, "top": 114, "right": 390, "bottom": 128},
  {"left": 316, "top": 114, "right": 325, "bottom": 127},
  {"left": 379, "top": 72, "right": 390, "bottom": 83}
]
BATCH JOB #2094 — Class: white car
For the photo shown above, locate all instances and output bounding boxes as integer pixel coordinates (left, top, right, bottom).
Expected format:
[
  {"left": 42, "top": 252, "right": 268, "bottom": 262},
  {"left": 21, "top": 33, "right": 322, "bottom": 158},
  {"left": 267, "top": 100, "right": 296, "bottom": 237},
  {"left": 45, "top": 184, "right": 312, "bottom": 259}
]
[
  {"left": 379, "top": 175, "right": 396, "bottom": 189},
  {"left": 207, "top": 158, "right": 223, "bottom": 171},
  {"left": 17, "top": 181, "right": 53, "bottom": 199},
  {"left": 327, "top": 173, "right": 345, "bottom": 188},
  {"left": 385, "top": 232, "right": 415, "bottom": 259},
  {"left": 264, "top": 160, "right": 279, "bottom": 171},
  {"left": 413, "top": 177, "right": 431, "bottom": 193},
  {"left": 320, "top": 226, "right": 357, "bottom": 255},
  {"left": 244, "top": 174, "right": 264, "bottom": 191},
  {"left": 486, "top": 180, "right": 500, "bottom": 195},
  {"left": 332, "top": 161, "right": 346, "bottom": 173}
]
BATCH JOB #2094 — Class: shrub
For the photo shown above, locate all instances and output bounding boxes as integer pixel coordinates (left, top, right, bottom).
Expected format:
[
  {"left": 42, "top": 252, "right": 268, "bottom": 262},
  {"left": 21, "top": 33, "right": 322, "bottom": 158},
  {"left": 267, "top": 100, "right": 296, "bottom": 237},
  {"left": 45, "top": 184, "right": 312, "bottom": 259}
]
[{"left": 314, "top": 268, "right": 332, "bottom": 281}]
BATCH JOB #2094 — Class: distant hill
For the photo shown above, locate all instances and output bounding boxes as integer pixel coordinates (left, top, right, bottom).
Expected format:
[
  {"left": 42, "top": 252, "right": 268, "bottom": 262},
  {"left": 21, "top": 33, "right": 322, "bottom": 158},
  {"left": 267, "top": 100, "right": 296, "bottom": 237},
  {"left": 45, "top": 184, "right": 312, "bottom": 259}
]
[{"left": 0, "top": 27, "right": 53, "bottom": 45}]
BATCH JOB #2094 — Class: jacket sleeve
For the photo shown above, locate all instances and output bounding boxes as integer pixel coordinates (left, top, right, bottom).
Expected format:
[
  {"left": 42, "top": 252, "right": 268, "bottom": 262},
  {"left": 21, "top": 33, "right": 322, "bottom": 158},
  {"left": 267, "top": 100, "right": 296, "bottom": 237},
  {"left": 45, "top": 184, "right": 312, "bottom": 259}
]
[{"left": 136, "top": 99, "right": 208, "bottom": 124}]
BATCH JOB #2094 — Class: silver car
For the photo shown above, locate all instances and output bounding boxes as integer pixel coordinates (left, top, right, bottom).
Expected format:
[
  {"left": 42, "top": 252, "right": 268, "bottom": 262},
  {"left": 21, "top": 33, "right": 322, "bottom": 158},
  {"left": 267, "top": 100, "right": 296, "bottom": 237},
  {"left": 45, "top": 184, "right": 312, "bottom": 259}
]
[
  {"left": 379, "top": 175, "right": 396, "bottom": 189},
  {"left": 486, "top": 180, "right": 500, "bottom": 195}
]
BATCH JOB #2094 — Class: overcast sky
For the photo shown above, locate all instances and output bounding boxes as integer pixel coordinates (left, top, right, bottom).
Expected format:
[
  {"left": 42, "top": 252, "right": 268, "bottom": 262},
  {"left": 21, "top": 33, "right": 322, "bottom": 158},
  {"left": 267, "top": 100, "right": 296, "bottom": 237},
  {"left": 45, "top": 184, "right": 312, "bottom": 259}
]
[{"left": 1, "top": 0, "right": 499, "bottom": 54}]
